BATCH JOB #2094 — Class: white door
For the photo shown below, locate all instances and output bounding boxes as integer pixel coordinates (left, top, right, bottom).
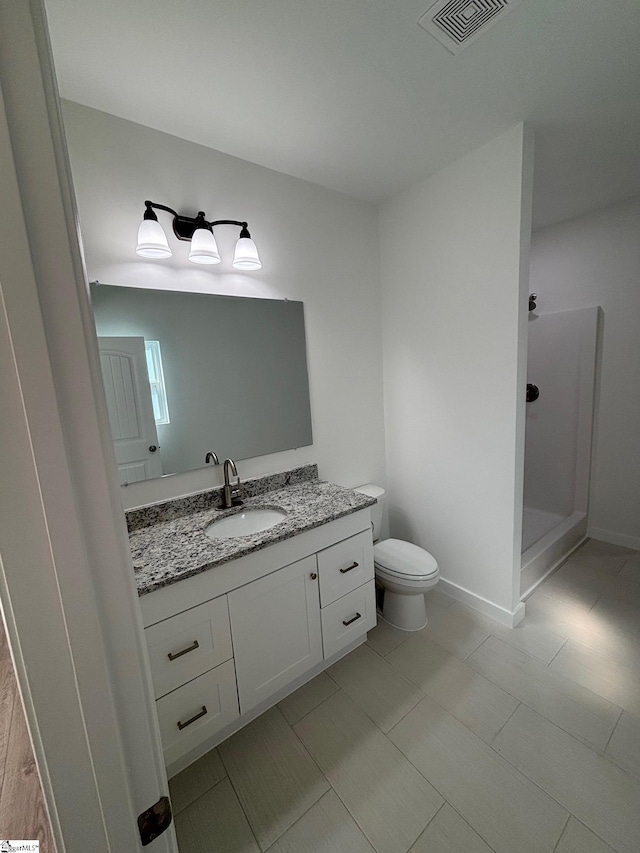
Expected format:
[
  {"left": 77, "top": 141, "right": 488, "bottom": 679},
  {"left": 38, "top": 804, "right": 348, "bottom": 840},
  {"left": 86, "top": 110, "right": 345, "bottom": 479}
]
[
  {"left": 98, "top": 336, "right": 163, "bottom": 484},
  {"left": 0, "top": 5, "right": 176, "bottom": 850},
  {"left": 228, "top": 556, "right": 323, "bottom": 713}
]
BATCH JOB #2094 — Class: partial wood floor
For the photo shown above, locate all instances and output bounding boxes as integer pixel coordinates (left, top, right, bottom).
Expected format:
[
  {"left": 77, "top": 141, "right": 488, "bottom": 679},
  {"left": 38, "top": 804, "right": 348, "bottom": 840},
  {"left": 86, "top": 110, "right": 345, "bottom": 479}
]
[
  {"left": 171, "top": 538, "right": 640, "bottom": 853},
  {"left": 0, "top": 618, "right": 54, "bottom": 850}
]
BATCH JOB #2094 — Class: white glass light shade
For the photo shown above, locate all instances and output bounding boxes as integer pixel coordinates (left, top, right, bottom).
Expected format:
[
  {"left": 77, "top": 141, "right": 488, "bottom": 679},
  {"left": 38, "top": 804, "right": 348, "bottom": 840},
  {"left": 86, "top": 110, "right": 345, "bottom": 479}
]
[
  {"left": 188, "top": 227, "right": 221, "bottom": 264},
  {"left": 232, "top": 236, "right": 262, "bottom": 270},
  {"left": 136, "top": 218, "right": 172, "bottom": 258}
]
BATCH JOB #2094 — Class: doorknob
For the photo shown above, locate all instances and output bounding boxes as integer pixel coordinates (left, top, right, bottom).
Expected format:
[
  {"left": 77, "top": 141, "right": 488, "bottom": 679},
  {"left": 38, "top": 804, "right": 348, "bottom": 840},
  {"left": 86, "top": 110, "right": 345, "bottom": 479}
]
[
  {"left": 526, "top": 384, "right": 539, "bottom": 403},
  {"left": 149, "top": 445, "right": 159, "bottom": 452}
]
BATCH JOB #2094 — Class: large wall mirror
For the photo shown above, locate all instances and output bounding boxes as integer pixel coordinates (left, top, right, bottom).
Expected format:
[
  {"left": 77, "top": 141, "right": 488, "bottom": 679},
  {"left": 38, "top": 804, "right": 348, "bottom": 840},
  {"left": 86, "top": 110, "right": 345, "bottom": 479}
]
[{"left": 90, "top": 283, "right": 313, "bottom": 484}]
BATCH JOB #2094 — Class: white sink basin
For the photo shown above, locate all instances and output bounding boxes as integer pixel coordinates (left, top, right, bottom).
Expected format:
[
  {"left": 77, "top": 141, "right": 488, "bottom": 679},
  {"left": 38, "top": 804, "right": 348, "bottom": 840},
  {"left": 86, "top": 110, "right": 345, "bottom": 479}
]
[{"left": 205, "top": 508, "right": 287, "bottom": 540}]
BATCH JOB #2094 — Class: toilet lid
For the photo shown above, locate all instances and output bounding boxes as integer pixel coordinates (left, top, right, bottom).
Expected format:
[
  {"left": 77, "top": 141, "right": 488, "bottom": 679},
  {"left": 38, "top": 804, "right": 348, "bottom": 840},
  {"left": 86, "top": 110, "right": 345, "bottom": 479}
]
[{"left": 374, "top": 539, "right": 438, "bottom": 580}]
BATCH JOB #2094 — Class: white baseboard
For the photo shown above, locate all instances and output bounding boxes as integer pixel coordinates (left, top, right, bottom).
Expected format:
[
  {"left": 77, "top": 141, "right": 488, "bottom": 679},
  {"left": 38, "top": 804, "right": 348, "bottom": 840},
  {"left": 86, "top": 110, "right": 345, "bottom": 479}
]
[
  {"left": 587, "top": 526, "right": 640, "bottom": 551},
  {"left": 520, "top": 511, "right": 588, "bottom": 599},
  {"left": 438, "top": 578, "right": 525, "bottom": 628}
]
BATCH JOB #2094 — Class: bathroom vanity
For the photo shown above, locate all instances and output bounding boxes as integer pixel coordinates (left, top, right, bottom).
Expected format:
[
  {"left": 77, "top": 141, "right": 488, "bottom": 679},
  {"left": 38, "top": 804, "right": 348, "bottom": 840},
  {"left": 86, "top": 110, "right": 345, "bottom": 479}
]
[{"left": 128, "top": 467, "right": 377, "bottom": 777}]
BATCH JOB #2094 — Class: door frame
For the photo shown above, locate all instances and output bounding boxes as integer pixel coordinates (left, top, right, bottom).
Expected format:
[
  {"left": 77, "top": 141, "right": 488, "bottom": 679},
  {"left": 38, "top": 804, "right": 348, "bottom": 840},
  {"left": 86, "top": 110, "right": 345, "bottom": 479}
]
[{"left": 0, "top": 2, "right": 176, "bottom": 850}]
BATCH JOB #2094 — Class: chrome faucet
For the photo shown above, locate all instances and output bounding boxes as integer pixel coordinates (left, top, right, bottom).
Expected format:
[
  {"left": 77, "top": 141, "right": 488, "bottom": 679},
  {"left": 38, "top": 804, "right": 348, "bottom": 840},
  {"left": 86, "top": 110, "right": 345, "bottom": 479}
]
[
  {"left": 223, "top": 458, "right": 243, "bottom": 508},
  {"left": 205, "top": 450, "right": 220, "bottom": 465}
]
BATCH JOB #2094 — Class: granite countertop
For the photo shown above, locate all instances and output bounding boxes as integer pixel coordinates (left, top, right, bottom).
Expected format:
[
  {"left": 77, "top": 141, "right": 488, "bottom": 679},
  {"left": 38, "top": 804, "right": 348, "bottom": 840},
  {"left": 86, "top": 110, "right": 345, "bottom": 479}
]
[{"left": 130, "top": 479, "right": 376, "bottom": 596}]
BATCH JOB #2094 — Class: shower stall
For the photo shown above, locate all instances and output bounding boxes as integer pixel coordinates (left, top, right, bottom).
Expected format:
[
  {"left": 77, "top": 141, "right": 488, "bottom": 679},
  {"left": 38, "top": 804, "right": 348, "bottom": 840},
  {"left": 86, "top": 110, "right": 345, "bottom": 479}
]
[{"left": 521, "top": 303, "right": 600, "bottom": 597}]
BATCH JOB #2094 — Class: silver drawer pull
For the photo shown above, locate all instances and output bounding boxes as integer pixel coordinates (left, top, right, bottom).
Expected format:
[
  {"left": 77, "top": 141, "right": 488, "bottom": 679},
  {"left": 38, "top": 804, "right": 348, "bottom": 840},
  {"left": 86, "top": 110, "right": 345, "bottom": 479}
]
[
  {"left": 177, "top": 705, "right": 208, "bottom": 730},
  {"left": 342, "top": 612, "right": 362, "bottom": 626},
  {"left": 167, "top": 639, "right": 200, "bottom": 661},
  {"left": 339, "top": 561, "right": 359, "bottom": 574}
]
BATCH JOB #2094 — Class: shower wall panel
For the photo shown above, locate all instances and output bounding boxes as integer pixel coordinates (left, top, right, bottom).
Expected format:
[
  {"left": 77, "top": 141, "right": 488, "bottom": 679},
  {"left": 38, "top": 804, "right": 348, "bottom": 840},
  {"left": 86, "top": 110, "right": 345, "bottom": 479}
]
[
  {"left": 521, "top": 306, "right": 599, "bottom": 591},
  {"left": 524, "top": 310, "right": 583, "bottom": 516}
]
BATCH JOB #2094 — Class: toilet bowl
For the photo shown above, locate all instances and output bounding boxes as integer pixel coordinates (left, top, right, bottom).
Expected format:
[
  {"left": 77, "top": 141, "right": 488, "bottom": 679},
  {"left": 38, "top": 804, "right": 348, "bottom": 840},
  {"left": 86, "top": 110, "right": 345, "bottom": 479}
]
[{"left": 355, "top": 485, "right": 440, "bottom": 632}]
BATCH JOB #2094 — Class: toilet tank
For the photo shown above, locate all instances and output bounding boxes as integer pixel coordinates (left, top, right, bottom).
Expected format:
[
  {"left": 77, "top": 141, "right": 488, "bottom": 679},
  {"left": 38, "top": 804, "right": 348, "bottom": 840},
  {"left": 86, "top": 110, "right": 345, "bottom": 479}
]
[{"left": 354, "top": 484, "right": 385, "bottom": 541}]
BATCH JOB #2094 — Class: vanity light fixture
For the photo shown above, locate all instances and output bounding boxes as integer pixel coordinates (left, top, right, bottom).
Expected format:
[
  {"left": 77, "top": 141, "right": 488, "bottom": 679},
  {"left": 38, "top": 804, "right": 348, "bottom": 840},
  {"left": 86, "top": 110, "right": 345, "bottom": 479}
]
[{"left": 135, "top": 201, "right": 262, "bottom": 270}]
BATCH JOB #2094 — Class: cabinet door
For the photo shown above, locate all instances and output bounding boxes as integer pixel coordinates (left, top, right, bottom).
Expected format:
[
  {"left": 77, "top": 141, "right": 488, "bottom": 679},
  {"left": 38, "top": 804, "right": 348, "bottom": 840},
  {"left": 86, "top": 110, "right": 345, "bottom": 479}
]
[{"left": 228, "top": 555, "right": 322, "bottom": 714}]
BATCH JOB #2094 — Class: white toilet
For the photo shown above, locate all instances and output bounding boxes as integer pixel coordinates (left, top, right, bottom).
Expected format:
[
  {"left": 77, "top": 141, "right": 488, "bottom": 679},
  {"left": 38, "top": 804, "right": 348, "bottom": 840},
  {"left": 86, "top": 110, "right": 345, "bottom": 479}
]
[{"left": 355, "top": 485, "right": 439, "bottom": 632}]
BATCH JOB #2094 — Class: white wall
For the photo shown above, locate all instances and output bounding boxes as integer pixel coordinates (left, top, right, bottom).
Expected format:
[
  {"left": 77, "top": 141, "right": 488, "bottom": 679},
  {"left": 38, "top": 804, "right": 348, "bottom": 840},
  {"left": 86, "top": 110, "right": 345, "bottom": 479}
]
[
  {"left": 61, "top": 102, "right": 386, "bottom": 509},
  {"left": 379, "top": 124, "right": 533, "bottom": 617},
  {"left": 530, "top": 197, "right": 640, "bottom": 549}
]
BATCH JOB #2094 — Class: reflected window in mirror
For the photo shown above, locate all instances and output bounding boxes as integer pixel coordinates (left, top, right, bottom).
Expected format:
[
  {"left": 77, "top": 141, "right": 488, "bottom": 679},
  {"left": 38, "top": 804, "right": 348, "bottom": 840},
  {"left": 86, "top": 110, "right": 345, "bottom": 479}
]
[{"left": 145, "top": 340, "right": 170, "bottom": 425}]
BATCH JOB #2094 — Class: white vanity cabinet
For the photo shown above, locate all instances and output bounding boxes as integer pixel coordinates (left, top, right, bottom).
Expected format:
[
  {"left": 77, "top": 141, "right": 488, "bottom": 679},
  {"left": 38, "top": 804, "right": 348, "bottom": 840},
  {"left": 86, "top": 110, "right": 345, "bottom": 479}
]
[
  {"left": 139, "top": 507, "right": 375, "bottom": 775},
  {"left": 228, "top": 555, "right": 323, "bottom": 713}
]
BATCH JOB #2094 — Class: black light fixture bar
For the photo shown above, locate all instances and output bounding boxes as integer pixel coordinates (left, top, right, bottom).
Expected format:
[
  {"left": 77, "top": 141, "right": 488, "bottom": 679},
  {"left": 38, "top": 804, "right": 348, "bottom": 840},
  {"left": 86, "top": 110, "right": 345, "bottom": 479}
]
[
  {"left": 143, "top": 200, "right": 250, "bottom": 241},
  {"left": 137, "top": 200, "right": 261, "bottom": 269}
]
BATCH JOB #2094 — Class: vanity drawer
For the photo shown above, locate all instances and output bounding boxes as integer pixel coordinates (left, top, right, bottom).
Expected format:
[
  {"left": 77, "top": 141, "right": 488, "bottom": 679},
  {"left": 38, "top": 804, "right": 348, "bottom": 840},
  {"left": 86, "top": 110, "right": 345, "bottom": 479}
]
[
  {"left": 145, "top": 597, "right": 233, "bottom": 699},
  {"left": 156, "top": 660, "right": 239, "bottom": 768},
  {"left": 321, "top": 580, "right": 376, "bottom": 659},
  {"left": 317, "top": 530, "right": 374, "bottom": 607}
]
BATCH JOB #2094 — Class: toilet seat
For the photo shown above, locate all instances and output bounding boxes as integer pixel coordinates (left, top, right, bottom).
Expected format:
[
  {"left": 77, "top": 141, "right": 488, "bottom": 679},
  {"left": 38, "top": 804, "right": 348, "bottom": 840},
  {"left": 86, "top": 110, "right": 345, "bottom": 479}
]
[{"left": 373, "top": 538, "right": 438, "bottom": 581}]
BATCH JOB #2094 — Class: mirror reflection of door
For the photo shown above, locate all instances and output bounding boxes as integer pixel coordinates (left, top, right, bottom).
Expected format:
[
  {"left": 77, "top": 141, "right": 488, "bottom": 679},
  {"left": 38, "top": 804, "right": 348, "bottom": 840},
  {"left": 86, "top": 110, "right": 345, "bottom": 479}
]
[{"left": 98, "top": 337, "right": 162, "bottom": 484}]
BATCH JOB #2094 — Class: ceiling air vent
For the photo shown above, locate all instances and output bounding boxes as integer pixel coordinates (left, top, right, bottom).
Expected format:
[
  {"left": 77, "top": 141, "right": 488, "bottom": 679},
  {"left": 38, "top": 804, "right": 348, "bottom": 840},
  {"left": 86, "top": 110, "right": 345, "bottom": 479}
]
[{"left": 418, "top": 0, "right": 525, "bottom": 55}]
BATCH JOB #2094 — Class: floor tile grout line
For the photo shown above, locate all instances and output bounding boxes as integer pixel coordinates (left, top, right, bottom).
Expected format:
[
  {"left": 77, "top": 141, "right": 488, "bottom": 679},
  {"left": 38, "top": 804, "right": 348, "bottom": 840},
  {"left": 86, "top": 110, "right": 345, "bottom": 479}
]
[
  {"left": 444, "top": 612, "right": 625, "bottom": 746},
  {"left": 376, "top": 686, "right": 427, "bottom": 736},
  {"left": 410, "top": 800, "right": 446, "bottom": 847},
  {"left": 488, "top": 715, "right": 631, "bottom": 849},
  {"left": 465, "top": 632, "right": 493, "bottom": 658},
  {"left": 442, "top": 801, "right": 500, "bottom": 853},
  {"left": 284, "top": 704, "right": 443, "bottom": 853},
  {"left": 223, "top": 699, "right": 355, "bottom": 852},
  {"left": 586, "top": 591, "right": 604, "bottom": 614},
  {"left": 404, "top": 620, "right": 490, "bottom": 666},
  {"left": 487, "top": 732, "right": 575, "bottom": 837},
  {"left": 574, "top": 816, "right": 627, "bottom": 852},
  {"left": 279, "top": 677, "right": 340, "bottom": 728},
  {"left": 214, "top": 747, "right": 264, "bottom": 851},
  {"left": 601, "top": 707, "right": 624, "bottom": 756},
  {"left": 275, "top": 702, "right": 336, "bottom": 799},
  {"left": 219, "top": 705, "right": 333, "bottom": 850},
  {"left": 546, "top": 635, "right": 569, "bottom": 668},
  {"left": 491, "top": 669, "right": 623, "bottom": 755},
  {"left": 354, "top": 683, "right": 425, "bottom": 737},
  {"left": 464, "top": 641, "right": 538, "bottom": 709},
  {"left": 260, "top": 789, "right": 342, "bottom": 853},
  {"left": 388, "top": 695, "right": 573, "bottom": 850},
  {"left": 321, "top": 780, "right": 397, "bottom": 853},
  {"left": 379, "top": 632, "right": 529, "bottom": 742},
  {"left": 462, "top": 633, "right": 492, "bottom": 662},
  {"left": 551, "top": 812, "right": 572, "bottom": 853},
  {"left": 381, "top": 634, "right": 411, "bottom": 657},
  {"left": 425, "top": 799, "right": 446, "bottom": 823},
  {"left": 175, "top": 771, "right": 228, "bottom": 814},
  {"left": 553, "top": 631, "right": 640, "bottom": 682},
  {"left": 489, "top": 701, "right": 522, "bottom": 746},
  {"left": 485, "top": 626, "right": 567, "bottom": 667},
  {"left": 598, "top": 743, "right": 640, "bottom": 783},
  {"left": 169, "top": 765, "right": 228, "bottom": 817}
]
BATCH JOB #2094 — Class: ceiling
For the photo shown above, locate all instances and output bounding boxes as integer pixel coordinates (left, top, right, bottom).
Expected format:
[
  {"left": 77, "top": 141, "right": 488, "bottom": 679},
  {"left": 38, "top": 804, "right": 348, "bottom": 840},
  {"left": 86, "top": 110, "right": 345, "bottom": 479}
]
[{"left": 44, "top": 0, "right": 640, "bottom": 229}]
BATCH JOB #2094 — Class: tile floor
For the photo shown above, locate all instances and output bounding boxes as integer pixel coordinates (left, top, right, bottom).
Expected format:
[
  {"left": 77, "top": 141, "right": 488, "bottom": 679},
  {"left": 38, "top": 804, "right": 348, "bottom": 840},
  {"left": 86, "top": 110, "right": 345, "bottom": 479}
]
[{"left": 171, "top": 539, "right": 640, "bottom": 853}]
